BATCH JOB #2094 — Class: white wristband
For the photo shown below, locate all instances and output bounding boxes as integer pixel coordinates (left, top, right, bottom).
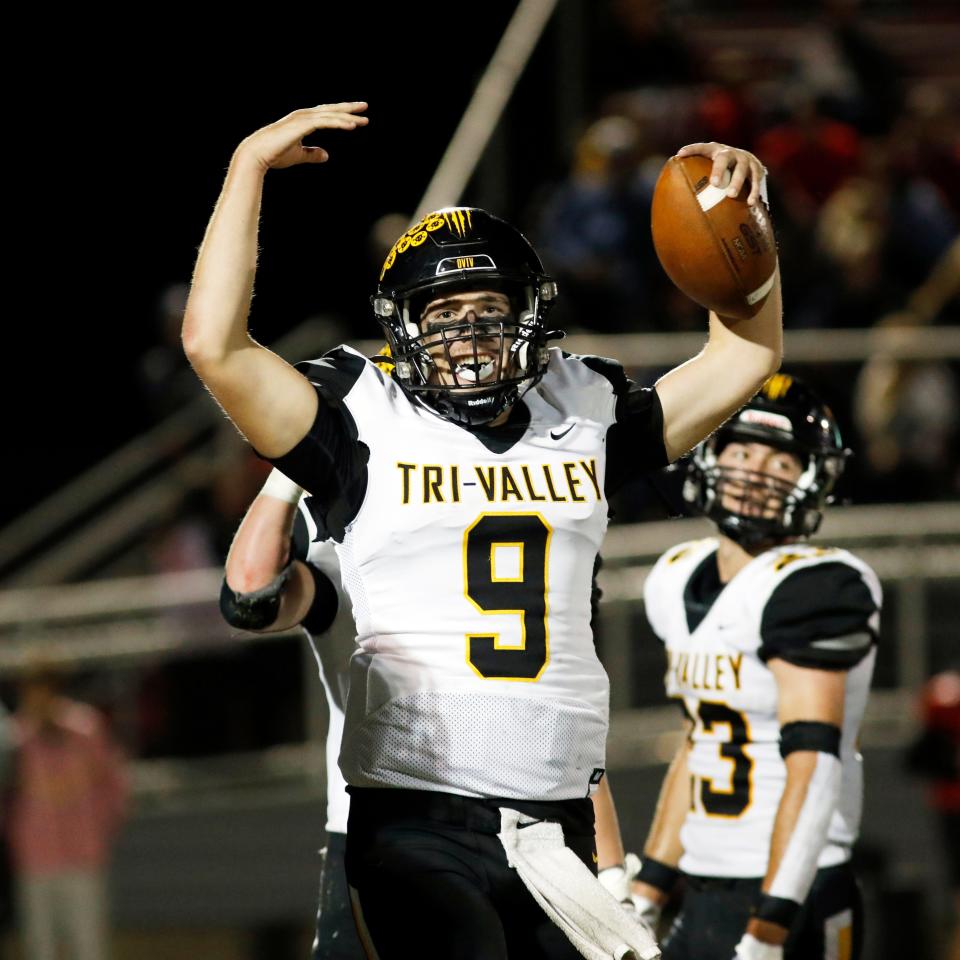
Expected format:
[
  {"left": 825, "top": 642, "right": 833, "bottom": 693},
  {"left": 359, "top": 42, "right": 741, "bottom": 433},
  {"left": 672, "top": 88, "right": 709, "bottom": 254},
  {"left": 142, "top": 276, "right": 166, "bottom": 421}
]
[
  {"left": 261, "top": 469, "right": 303, "bottom": 504},
  {"left": 597, "top": 851, "right": 641, "bottom": 904}
]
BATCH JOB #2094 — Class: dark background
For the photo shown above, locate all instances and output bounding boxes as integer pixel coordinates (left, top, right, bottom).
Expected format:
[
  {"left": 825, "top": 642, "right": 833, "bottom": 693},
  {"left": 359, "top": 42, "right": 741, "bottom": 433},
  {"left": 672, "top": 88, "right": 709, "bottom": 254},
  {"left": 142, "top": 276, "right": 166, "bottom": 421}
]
[{"left": 10, "top": 6, "right": 554, "bottom": 525}]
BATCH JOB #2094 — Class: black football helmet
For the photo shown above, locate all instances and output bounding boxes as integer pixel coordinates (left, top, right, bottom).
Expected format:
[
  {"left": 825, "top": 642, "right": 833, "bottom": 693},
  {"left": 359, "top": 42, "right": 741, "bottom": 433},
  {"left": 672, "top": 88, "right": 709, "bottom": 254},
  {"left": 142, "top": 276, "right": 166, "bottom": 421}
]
[
  {"left": 683, "top": 373, "right": 849, "bottom": 546},
  {"left": 372, "top": 207, "right": 560, "bottom": 427}
]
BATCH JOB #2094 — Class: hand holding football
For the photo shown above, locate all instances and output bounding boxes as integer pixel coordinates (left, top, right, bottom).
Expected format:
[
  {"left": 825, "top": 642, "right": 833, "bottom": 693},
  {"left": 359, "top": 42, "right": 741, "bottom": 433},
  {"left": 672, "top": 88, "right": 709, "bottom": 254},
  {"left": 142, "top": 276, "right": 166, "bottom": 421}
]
[{"left": 651, "top": 153, "right": 777, "bottom": 321}]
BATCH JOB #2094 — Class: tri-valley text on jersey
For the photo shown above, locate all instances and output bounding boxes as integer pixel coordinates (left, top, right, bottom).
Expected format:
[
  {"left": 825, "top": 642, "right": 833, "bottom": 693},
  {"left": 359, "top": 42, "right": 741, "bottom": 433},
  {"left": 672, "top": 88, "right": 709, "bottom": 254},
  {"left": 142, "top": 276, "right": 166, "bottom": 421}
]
[
  {"left": 667, "top": 650, "right": 744, "bottom": 693},
  {"left": 396, "top": 460, "right": 602, "bottom": 505}
]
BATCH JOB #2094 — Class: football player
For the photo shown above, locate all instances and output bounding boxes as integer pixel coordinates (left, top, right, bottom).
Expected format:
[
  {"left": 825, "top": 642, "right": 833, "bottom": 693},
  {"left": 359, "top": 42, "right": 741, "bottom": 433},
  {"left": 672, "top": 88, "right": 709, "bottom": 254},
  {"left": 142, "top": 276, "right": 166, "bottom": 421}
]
[
  {"left": 182, "top": 101, "right": 782, "bottom": 958},
  {"left": 220, "top": 467, "right": 361, "bottom": 960},
  {"left": 630, "top": 374, "right": 882, "bottom": 960}
]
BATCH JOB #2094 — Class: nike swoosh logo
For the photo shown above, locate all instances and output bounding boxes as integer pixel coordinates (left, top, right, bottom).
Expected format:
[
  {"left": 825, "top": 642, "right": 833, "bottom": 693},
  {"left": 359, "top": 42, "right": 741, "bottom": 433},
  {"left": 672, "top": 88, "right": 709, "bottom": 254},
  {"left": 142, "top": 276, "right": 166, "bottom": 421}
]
[
  {"left": 517, "top": 818, "right": 545, "bottom": 830},
  {"left": 550, "top": 424, "right": 574, "bottom": 441}
]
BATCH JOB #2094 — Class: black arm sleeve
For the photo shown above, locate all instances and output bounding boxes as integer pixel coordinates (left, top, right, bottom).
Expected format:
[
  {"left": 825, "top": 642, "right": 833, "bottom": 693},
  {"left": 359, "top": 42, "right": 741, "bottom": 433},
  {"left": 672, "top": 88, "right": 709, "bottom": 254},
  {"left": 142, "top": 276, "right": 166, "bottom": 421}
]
[
  {"left": 575, "top": 356, "right": 669, "bottom": 496},
  {"left": 759, "top": 562, "right": 879, "bottom": 670},
  {"left": 264, "top": 349, "right": 370, "bottom": 543}
]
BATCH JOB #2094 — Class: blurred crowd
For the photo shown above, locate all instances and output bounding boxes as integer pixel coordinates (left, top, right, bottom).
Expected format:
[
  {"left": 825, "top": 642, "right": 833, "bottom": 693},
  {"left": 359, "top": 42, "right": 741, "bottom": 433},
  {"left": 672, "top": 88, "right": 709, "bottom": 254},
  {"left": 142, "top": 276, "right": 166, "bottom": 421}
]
[{"left": 529, "top": 0, "right": 959, "bottom": 507}]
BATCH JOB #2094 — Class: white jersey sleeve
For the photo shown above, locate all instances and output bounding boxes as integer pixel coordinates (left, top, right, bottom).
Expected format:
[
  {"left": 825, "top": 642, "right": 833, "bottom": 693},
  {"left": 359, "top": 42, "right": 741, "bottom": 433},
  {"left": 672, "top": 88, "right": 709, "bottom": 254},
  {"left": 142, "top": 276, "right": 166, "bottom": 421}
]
[{"left": 293, "top": 498, "right": 355, "bottom": 835}]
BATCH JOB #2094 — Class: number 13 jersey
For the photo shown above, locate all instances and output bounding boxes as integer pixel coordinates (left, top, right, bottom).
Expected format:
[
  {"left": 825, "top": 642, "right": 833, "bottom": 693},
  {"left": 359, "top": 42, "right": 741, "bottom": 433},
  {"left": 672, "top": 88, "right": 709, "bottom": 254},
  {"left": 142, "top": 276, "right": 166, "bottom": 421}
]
[
  {"left": 271, "top": 345, "right": 668, "bottom": 801},
  {"left": 644, "top": 537, "right": 881, "bottom": 878}
]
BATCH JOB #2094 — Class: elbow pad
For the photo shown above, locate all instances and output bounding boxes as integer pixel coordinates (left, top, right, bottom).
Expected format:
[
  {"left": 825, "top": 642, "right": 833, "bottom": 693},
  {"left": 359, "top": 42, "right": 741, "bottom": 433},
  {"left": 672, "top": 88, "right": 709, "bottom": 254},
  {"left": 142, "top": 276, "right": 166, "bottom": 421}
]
[
  {"left": 220, "top": 562, "right": 294, "bottom": 630},
  {"left": 763, "top": 721, "right": 843, "bottom": 918}
]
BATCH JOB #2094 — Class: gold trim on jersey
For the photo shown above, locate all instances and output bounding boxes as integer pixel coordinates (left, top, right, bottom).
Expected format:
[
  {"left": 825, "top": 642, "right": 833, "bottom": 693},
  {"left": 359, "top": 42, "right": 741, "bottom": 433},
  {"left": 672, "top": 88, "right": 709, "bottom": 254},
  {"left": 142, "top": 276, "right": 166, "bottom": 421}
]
[
  {"left": 772, "top": 546, "right": 836, "bottom": 572},
  {"left": 491, "top": 542, "right": 524, "bottom": 582}
]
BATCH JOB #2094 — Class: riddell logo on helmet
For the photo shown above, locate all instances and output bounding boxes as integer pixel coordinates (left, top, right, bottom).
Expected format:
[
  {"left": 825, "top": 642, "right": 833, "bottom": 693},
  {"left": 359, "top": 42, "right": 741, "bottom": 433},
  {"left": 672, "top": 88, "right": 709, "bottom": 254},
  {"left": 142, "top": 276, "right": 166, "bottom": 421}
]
[{"left": 739, "top": 409, "right": 793, "bottom": 433}]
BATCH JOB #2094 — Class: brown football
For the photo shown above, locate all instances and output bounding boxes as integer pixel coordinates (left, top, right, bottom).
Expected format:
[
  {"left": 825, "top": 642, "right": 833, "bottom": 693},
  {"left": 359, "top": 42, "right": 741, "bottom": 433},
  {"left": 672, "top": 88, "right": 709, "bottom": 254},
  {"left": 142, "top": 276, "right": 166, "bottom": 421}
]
[{"left": 651, "top": 154, "right": 777, "bottom": 320}]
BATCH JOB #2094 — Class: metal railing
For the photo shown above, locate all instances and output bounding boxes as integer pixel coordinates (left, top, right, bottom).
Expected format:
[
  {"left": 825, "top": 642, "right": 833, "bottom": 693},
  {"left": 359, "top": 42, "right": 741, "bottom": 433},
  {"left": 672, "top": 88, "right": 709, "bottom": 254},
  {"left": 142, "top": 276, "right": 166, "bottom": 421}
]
[{"left": 4, "top": 325, "right": 958, "bottom": 588}]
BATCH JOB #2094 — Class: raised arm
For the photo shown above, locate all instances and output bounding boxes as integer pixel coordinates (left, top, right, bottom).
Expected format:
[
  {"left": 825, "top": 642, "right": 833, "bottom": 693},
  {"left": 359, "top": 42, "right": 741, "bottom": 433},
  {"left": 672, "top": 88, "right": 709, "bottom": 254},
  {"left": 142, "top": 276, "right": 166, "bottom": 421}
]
[
  {"left": 181, "top": 103, "right": 369, "bottom": 457},
  {"left": 655, "top": 143, "right": 783, "bottom": 463}
]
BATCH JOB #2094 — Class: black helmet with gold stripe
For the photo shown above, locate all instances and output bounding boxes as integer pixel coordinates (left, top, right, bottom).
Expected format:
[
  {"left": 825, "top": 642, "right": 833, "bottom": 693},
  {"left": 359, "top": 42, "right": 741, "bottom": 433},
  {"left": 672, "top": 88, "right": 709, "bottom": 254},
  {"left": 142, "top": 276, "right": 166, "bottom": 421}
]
[
  {"left": 372, "top": 207, "right": 559, "bottom": 428},
  {"left": 683, "top": 373, "right": 850, "bottom": 545}
]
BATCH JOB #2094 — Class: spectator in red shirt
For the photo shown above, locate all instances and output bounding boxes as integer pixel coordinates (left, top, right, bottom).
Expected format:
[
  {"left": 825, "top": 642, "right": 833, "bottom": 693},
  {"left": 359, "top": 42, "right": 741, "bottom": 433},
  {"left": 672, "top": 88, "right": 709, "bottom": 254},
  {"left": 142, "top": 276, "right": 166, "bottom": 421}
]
[
  {"left": 756, "top": 92, "right": 862, "bottom": 227},
  {"left": 5, "top": 663, "right": 128, "bottom": 960}
]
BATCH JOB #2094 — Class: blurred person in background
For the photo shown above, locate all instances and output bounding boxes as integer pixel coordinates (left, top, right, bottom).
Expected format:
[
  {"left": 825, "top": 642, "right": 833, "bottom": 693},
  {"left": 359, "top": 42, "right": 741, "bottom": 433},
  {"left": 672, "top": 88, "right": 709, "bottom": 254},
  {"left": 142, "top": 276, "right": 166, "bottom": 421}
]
[
  {"left": 5, "top": 662, "right": 128, "bottom": 960},
  {"left": 536, "top": 115, "right": 661, "bottom": 333},
  {"left": 756, "top": 89, "right": 863, "bottom": 232},
  {"left": 853, "top": 237, "right": 960, "bottom": 502},
  {"left": 631, "top": 375, "right": 881, "bottom": 960},
  {"left": 220, "top": 467, "right": 361, "bottom": 960}
]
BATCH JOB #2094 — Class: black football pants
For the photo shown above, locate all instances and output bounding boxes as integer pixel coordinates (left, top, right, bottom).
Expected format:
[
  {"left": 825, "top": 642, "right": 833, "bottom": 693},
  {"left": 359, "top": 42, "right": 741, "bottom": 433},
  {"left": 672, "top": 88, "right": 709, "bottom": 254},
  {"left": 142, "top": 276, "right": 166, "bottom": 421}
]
[
  {"left": 344, "top": 786, "right": 597, "bottom": 959},
  {"left": 662, "top": 862, "right": 863, "bottom": 960}
]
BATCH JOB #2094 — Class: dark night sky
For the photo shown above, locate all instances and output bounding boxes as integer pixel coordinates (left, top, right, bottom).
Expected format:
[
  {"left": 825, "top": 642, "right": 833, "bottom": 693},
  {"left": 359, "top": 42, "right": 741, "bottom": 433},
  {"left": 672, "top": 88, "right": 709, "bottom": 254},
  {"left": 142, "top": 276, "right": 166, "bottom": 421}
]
[{"left": 9, "top": 7, "right": 557, "bottom": 526}]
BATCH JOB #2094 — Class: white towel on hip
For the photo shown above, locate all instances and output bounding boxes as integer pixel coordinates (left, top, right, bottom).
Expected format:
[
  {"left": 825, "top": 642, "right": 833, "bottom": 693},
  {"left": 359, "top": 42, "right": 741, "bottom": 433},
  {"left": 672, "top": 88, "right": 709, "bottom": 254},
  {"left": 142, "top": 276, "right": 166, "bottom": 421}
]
[{"left": 497, "top": 808, "right": 661, "bottom": 960}]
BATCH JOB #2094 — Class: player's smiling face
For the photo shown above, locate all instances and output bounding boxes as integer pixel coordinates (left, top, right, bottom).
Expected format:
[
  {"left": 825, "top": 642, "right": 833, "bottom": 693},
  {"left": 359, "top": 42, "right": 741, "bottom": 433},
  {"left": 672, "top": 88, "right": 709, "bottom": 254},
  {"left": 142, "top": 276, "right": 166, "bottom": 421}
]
[
  {"left": 419, "top": 289, "right": 517, "bottom": 389},
  {"left": 716, "top": 441, "right": 804, "bottom": 519}
]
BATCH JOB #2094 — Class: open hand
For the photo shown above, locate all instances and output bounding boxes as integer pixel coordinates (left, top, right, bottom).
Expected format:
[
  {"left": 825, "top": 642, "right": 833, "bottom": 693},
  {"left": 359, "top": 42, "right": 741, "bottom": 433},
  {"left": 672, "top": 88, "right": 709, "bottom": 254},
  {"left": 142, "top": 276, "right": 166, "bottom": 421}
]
[{"left": 236, "top": 101, "right": 369, "bottom": 172}]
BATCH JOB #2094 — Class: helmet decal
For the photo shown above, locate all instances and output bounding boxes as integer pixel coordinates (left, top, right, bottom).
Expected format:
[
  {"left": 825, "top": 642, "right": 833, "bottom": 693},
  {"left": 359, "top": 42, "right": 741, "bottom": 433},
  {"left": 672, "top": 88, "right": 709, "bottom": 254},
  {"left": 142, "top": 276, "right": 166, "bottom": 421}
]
[
  {"left": 761, "top": 372, "right": 794, "bottom": 401},
  {"left": 443, "top": 208, "right": 474, "bottom": 238},
  {"left": 380, "top": 208, "right": 475, "bottom": 281}
]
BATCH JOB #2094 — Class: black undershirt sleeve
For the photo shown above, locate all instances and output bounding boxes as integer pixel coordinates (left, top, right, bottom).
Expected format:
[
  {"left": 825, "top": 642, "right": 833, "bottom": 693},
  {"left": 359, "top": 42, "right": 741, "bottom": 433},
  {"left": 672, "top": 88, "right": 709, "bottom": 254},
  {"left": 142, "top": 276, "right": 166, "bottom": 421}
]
[
  {"left": 573, "top": 356, "right": 669, "bottom": 496},
  {"left": 263, "top": 350, "right": 370, "bottom": 543},
  {"left": 760, "top": 562, "right": 879, "bottom": 670}
]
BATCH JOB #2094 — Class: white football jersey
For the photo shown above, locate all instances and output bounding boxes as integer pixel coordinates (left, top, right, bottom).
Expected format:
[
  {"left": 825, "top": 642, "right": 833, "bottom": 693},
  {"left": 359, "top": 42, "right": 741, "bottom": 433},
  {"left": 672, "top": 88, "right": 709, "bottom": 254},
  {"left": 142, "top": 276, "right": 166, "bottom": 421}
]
[
  {"left": 296, "top": 503, "right": 354, "bottom": 836},
  {"left": 274, "top": 345, "right": 667, "bottom": 800},
  {"left": 644, "top": 537, "right": 881, "bottom": 878}
]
